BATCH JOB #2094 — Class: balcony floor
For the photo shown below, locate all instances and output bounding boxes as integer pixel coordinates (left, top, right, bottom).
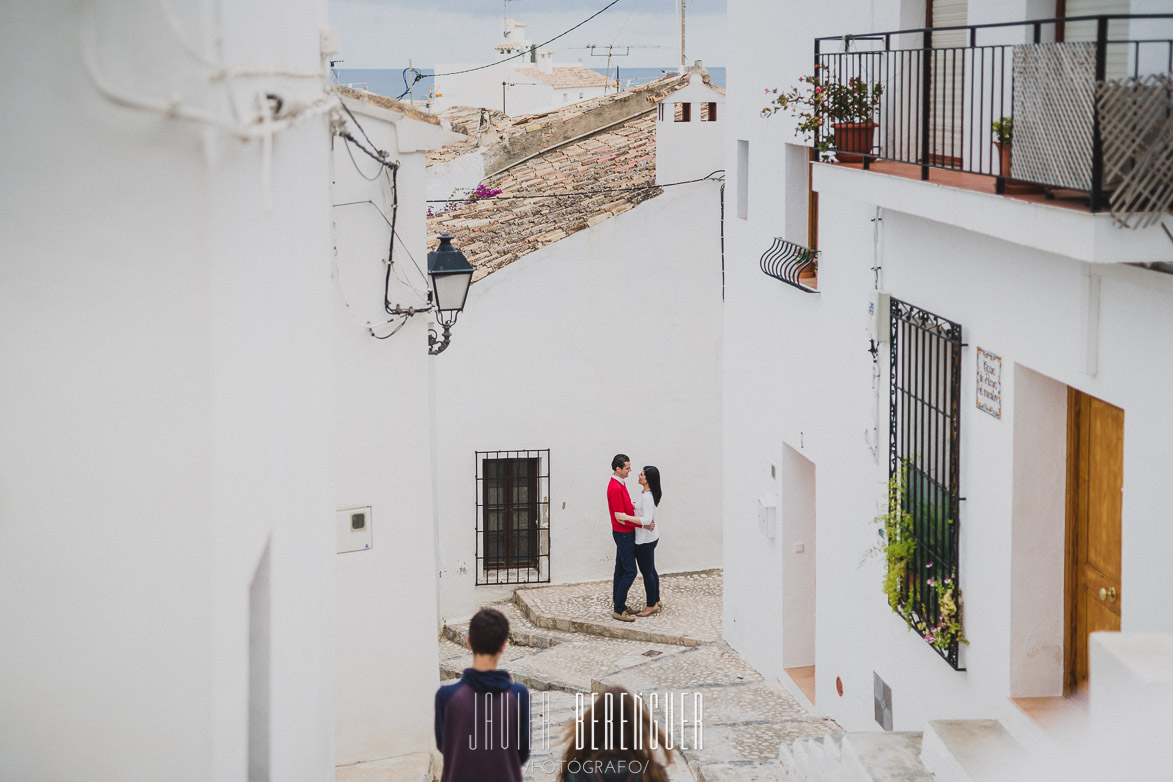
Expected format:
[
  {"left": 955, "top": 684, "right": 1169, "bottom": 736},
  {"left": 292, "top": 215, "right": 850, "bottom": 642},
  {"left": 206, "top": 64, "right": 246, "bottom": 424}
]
[{"left": 834, "top": 159, "right": 1094, "bottom": 213}]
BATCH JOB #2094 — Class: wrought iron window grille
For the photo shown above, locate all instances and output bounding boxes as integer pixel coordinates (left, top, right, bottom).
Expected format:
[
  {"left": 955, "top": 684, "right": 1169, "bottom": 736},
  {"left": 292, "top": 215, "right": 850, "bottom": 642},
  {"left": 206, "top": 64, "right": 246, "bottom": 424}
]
[
  {"left": 810, "top": 14, "right": 1173, "bottom": 218},
  {"left": 475, "top": 450, "right": 551, "bottom": 586},
  {"left": 760, "top": 237, "right": 819, "bottom": 293},
  {"left": 888, "top": 299, "right": 965, "bottom": 670}
]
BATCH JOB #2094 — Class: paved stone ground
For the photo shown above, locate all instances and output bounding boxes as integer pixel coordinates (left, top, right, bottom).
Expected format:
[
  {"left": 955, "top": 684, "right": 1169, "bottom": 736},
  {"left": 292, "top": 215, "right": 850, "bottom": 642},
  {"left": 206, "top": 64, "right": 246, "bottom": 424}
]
[
  {"left": 439, "top": 571, "right": 842, "bottom": 782},
  {"left": 515, "top": 569, "right": 723, "bottom": 647}
]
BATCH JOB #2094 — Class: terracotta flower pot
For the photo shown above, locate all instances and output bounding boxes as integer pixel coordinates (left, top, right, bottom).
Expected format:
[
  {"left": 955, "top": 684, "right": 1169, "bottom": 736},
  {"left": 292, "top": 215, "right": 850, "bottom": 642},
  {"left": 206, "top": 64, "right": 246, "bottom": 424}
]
[
  {"left": 995, "top": 141, "right": 1012, "bottom": 178},
  {"left": 833, "top": 121, "right": 877, "bottom": 163},
  {"left": 993, "top": 141, "right": 1045, "bottom": 195}
]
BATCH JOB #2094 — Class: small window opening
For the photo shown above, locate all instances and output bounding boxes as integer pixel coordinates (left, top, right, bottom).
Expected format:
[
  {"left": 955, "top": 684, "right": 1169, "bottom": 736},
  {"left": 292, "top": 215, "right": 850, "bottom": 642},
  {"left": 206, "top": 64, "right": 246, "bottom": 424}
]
[{"left": 674, "top": 102, "right": 692, "bottom": 122}]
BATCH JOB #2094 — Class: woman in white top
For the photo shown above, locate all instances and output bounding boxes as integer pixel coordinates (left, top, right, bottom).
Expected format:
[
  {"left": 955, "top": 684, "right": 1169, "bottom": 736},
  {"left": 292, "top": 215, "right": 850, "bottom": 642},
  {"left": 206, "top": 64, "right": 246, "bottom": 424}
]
[{"left": 614, "top": 466, "right": 663, "bottom": 617}]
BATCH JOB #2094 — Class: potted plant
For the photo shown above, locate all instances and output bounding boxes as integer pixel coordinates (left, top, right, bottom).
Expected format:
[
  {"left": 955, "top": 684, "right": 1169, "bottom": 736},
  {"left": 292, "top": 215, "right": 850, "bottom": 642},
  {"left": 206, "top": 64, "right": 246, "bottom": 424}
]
[
  {"left": 991, "top": 116, "right": 1044, "bottom": 194},
  {"left": 991, "top": 116, "right": 1013, "bottom": 178},
  {"left": 763, "top": 64, "right": 884, "bottom": 161}
]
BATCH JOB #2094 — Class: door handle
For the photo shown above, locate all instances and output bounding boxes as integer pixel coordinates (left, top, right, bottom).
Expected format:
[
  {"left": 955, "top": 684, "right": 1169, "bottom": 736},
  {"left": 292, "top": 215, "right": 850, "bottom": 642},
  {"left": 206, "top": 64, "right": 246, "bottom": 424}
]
[{"left": 1099, "top": 587, "right": 1118, "bottom": 603}]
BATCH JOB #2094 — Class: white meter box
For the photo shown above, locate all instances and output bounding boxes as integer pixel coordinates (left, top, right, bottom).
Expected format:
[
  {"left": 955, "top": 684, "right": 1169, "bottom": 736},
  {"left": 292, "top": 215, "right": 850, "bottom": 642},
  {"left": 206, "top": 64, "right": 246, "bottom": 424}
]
[
  {"left": 757, "top": 496, "right": 777, "bottom": 539},
  {"left": 336, "top": 506, "right": 373, "bottom": 554}
]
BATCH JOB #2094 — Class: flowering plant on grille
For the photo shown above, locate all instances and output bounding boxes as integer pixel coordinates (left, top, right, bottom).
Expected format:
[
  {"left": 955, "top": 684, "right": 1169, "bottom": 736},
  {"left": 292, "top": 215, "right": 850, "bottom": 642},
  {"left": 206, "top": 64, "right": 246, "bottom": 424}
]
[
  {"left": 920, "top": 571, "right": 967, "bottom": 652},
  {"left": 762, "top": 65, "right": 884, "bottom": 155},
  {"left": 867, "top": 464, "right": 968, "bottom": 656}
]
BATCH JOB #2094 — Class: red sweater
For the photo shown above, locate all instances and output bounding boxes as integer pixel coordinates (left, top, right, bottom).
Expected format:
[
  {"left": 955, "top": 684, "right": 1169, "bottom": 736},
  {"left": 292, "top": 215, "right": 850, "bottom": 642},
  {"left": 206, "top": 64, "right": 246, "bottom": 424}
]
[{"left": 607, "top": 477, "right": 635, "bottom": 533}]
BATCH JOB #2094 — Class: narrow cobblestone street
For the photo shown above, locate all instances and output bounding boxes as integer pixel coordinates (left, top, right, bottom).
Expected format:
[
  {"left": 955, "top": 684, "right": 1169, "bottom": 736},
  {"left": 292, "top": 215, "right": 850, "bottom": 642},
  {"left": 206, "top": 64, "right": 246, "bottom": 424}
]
[{"left": 438, "top": 571, "right": 841, "bottom": 781}]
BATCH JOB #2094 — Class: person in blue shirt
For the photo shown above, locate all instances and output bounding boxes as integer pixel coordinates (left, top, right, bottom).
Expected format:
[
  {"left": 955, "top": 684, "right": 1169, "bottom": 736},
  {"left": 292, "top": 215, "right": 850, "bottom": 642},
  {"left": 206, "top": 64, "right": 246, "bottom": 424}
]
[{"left": 435, "top": 608, "right": 531, "bottom": 782}]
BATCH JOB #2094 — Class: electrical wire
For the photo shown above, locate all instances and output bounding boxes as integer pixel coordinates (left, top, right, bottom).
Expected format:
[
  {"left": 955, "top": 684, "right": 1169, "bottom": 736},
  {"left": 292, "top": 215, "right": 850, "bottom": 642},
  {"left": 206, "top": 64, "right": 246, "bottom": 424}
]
[
  {"left": 343, "top": 135, "right": 386, "bottom": 181},
  {"left": 382, "top": 165, "right": 405, "bottom": 316},
  {"left": 396, "top": 67, "right": 425, "bottom": 101},
  {"left": 424, "top": 170, "right": 724, "bottom": 203},
  {"left": 396, "top": 0, "right": 624, "bottom": 98},
  {"left": 369, "top": 315, "right": 411, "bottom": 339},
  {"left": 340, "top": 131, "right": 399, "bottom": 172},
  {"left": 83, "top": 2, "right": 338, "bottom": 142},
  {"left": 340, "top": 100, "right": 383, "bottom": 155},
  {"left": 393, "top": 228, "right": 429, "bottom": 286}
]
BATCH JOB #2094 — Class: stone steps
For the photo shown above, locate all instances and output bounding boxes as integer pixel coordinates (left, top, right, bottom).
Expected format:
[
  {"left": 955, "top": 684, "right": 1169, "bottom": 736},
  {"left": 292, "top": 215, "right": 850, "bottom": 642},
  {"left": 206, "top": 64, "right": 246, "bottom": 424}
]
[
  {"left": 335, "top": 751, "right": 434, "bottom": 782},
  {"left": 778, "top": 731, "right": 932, "bottom": 781},
  {"left": 442, "top": 598, "right": 578, "bottom": 651},
  {"left": 919, "top": 720, "right": 1029, "bottom": 782},
  {"left": 437, "top": 571, "right": 848, "bottom": 781},
  {"left": 775, "top": 719, "right": 1031, "bottom": 782}
]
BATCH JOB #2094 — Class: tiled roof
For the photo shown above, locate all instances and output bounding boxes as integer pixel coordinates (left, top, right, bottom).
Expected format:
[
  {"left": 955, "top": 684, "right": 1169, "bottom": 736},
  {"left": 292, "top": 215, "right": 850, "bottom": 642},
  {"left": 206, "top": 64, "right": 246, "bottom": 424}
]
[
  {"left": 514, "top": 66, "right": 610, "bottom": 89},
  {"left": 427, "top": 74, "right": 685, "bottom": 166},
  {"left": 427, "top": 112, "right": 660, "bottom": 280}
]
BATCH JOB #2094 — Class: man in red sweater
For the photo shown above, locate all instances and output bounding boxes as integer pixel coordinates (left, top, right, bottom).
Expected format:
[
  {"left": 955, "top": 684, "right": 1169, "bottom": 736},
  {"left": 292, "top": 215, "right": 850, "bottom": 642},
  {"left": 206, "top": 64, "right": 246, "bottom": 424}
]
[{"left": 608, "top": 453, "right": 639, "bottom": 622}]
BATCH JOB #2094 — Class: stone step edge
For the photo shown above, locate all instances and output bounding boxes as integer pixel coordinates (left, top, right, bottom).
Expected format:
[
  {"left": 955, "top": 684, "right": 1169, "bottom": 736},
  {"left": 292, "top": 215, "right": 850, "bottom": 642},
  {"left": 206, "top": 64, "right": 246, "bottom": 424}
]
[
  {"left": 441, "top": 619, "right": 571, "bottom": 650},
  {"left": 920, "top": 719, "right": 1029, "bottom": 782},
  {"left": 438, "top": 658, "right": 587, "bottom": 695},
  {"left": 335, "top": 751, "right": 435, "bottom": 782},
  {"left": 586, "top": 644, "right": 755, "bottom": 694},
  {"left": 514, "top": 589, "right": 709, "bottom": 648}
]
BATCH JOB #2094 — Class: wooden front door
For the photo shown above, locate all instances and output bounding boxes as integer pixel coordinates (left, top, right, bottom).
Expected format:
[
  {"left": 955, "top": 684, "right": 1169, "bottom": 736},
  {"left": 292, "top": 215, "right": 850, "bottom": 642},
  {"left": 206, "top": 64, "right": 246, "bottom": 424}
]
[{"left": 1065, "top": 388, "right": 1124, "bottom": 693}]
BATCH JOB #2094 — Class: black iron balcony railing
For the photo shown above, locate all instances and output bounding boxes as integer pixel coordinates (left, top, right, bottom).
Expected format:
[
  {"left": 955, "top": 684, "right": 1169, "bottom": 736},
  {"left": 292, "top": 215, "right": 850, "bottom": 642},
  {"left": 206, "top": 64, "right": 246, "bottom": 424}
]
[{"left": 813, "top": 15, "right": 1173, "bottom": 215}]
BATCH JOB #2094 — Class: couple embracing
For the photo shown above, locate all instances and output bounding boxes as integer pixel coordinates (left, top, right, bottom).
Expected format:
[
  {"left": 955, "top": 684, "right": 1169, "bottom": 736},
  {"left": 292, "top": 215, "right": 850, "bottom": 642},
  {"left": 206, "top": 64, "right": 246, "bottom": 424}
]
[{"left": 607, "top": 453, "right": 664, "bottom": 622}]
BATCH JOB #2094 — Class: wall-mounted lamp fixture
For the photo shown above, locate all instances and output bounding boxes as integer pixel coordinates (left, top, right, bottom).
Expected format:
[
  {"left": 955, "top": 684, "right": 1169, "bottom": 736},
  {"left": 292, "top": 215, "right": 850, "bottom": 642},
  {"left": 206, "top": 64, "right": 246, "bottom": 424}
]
[
  {"left": 382, "top": 235, "right": 473, "bottom": 354},
  {"left": 425, "top": 234, "right": 474, "bottom": 355}
]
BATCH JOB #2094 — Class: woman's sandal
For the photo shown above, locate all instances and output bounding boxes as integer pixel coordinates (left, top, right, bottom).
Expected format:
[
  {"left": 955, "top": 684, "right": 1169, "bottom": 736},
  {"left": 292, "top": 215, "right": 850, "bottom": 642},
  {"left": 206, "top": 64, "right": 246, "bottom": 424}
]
[{"left": 637, "top": 604, "right": 661, "bottom": 617}]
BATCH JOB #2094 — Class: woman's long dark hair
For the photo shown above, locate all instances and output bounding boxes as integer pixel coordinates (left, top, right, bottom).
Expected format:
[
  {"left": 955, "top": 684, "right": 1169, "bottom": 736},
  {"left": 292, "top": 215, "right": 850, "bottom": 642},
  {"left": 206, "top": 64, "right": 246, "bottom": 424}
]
[{"left": 643, "top": 466, "right": 662, "bottom": 506}]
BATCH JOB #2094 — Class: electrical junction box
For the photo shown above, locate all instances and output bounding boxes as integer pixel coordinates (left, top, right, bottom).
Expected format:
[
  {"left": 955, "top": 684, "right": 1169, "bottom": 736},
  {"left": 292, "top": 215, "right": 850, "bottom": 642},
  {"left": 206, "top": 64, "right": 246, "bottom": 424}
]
[
  {"left": 336, "top": 506, "right": 372, "bottom": 554},
  {"left": 869, "top": 291, "right": 891, "bottom": 343},
  {"left": 757, "top": 496, "right": 777, "bottom": 539}
]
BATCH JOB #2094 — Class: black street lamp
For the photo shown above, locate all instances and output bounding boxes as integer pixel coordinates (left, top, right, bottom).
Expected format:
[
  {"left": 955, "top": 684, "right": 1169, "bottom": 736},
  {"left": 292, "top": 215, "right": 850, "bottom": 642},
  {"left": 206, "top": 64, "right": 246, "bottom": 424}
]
[{"left": 426, "top": 234, "right": 474, "bottom": 355}]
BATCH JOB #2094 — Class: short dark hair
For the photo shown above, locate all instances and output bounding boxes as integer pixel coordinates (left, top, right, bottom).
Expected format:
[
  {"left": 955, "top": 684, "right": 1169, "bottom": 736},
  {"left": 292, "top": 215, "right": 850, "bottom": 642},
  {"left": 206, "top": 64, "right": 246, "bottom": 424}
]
[
  {"left": 468, "top": 607, "right": 510, "bottom": 655},
  {"left": 611, "top": 453, "right": 630, "bottom": 471}
]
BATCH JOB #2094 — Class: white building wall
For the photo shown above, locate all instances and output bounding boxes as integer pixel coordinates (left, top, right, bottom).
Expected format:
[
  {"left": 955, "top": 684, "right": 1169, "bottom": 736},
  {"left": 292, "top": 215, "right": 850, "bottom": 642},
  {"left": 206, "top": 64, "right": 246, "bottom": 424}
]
[
  {"left": 433, "top": 184, "right": 725, "bottom": 621},
  {"left": 433, "top": 64, "right": 558, "bottom": 117},
  {"left": 656, "top": 76, "right": 725, "bottom": 186},
  {"left": 1, "top": 1, "right": 336, "bottom": 779},
  {"left": 330, "top": 100, "right": 461, "bottom": 764},
  {"left": 725, "top": 0, "right": 1173, "bottom": 739}
]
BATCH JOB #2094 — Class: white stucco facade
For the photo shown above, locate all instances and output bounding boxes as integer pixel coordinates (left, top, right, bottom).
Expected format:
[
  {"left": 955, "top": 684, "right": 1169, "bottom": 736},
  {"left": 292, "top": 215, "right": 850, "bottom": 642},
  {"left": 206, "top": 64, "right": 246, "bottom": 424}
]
[
  {"left": 1, "top": 2, "right": 338, "bottom": 778},
  {"left": 1, "top": 3, "right": 467, "bottom": 777},
  {"left": 330, "top": 97, "right": 463, "bottom": 765},
  {"left": 432, "top": 182, "right": 726, "bottom": 621},
  {"left": 656, "top": 73, "right": 725, "bottom": 186},
  {"left": 722, "top": 0, "right": 1173, "bottom": 743}
]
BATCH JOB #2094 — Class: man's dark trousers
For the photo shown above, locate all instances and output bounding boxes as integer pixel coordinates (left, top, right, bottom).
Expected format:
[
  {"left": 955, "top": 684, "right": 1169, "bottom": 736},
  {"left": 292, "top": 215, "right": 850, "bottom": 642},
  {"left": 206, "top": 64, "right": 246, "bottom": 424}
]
[{"left": 612, "top": 529, "right": 637, "bottom": 614}]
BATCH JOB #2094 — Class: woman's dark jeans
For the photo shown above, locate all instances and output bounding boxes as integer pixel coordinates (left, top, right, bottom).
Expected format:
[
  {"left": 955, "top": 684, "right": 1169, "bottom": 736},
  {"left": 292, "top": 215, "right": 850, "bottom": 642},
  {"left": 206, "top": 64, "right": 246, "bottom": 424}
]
[{"left": 634, "top": 539, "right": 660, "bottom": 606}]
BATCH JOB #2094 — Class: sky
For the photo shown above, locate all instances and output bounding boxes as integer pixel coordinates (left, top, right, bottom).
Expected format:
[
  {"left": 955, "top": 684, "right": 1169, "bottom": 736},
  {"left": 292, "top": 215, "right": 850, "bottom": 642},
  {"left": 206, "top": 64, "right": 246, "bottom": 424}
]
[{"left": 328, "top": 0, "right": 726, "bottom": 70}]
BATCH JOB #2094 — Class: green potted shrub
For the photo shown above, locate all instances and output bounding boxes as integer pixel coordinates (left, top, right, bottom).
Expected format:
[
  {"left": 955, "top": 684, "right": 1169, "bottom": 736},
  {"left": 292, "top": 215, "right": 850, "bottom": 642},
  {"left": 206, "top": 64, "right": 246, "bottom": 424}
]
[
  {"left": 763, "top": 64, "right": 884, "bottom": 161},
  {"left": 991, "top": 116, "right": 1013, "bottom": 178}
]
